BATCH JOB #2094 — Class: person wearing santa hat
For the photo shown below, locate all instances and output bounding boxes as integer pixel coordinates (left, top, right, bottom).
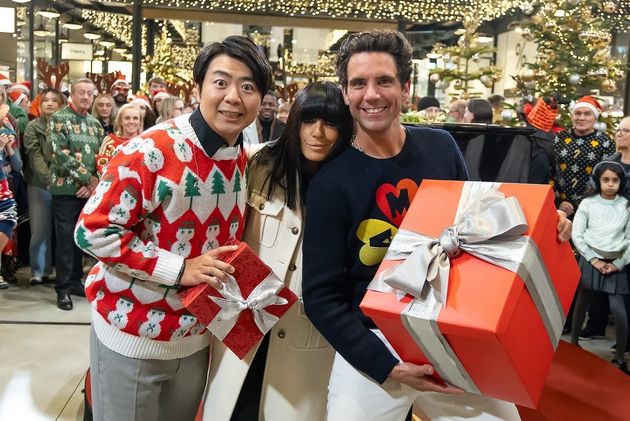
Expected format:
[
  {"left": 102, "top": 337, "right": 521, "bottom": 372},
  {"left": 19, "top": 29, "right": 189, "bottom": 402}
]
[
  {"left": 130, "top": 96, "right": 157, "bottom": 129},
  {"left": 111, "top": 79, "right": 130, "bottom": 108},
  {"left": 151, "top": 89, "right": 170, "bottom": 120},
  {"left": 0, "top": 86, "right": 28, "bottom": 135},
  {"left": 551, "top": 95, "right": 615, "bottom": 218},
  {"left": 8, "top": 89, "right": 31, "bottom": 117}
]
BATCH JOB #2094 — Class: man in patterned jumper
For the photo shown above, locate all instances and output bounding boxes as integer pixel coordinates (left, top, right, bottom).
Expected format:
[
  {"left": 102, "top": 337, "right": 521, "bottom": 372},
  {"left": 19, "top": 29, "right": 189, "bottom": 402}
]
[
  {"left": 552, "top": 95, "right": 615, "bottom": 217},
  {"left": 551, "top": 95, "right": 615, "bottom": 340},
  {"left": 49, "top": 78, "right": 103, "bottom": 311},
  {"left": 75, "top": 36, "right": 272, "bottom": 421}
]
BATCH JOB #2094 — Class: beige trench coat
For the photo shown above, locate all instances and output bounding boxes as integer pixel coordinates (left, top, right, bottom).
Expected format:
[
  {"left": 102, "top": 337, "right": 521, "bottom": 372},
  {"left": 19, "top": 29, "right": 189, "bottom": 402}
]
[{"left": 202, "top": 159, "right": 334, "bottom": 421}]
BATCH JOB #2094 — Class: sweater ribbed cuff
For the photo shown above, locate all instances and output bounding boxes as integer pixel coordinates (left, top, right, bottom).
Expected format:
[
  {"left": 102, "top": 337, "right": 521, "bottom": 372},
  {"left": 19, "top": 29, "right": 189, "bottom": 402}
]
[{"left": 153, "top": 249, "right": 185, "bottom": 286}]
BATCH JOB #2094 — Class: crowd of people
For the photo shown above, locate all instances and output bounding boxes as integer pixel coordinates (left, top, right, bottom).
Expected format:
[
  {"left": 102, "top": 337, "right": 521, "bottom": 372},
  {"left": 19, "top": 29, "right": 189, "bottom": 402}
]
[{"left": 0, "top": 27, "right": 628, "bottom": 421}]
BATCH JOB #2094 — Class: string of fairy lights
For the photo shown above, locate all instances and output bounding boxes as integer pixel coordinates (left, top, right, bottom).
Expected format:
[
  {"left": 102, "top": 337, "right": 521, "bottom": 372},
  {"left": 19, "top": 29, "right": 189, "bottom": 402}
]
[
  {"left": 81, "top": 10, "right": 147, "bottom": 53},
  {"left": 93, "top": 0, "right": 524, "bottom": 23}
]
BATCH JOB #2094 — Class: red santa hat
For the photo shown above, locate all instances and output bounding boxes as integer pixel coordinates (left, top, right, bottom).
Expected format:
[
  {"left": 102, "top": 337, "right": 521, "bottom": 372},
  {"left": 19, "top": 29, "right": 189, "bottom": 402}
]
[
  {"left": 571, "top": 95, "right": 602, "bottom": 118},
  {"left": 7, "top": 90, "right": 27, "bottom": 106},
  {"left": 0, "top": 74, "right": 11, "bottom": 87},
  {"left": 111, "top": 78, "right": 130, "bottom": 95},
  {"left": 152, "top": 90, "right": 170, "bottom": 101},
  {"left": 8, "top": 82, "right": 31, "bottom": 95},
  {"left": 131, "top": 96, "right": 151, "bottom": 110}
]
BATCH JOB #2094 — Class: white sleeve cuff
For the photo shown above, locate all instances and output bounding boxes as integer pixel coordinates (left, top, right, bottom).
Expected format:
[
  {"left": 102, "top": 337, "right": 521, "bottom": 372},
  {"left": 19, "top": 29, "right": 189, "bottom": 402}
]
[{"left": 152, "top": 249, "right": 185, "bottom": 286}]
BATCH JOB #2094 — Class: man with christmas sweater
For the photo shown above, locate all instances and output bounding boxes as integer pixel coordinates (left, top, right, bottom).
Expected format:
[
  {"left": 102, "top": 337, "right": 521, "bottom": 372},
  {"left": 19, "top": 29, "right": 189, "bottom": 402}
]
[
  {"left": 50, "top": 78, "right": 103, "bottom": 311},
  {"left": 551, "top": 95, "right": 615, "bottom": 218},
  {"left": 75, "top": 36, "right": 272, "bottom": 421},
  {"left": 302, "top": 30, "right": 572, "bottom": 421}
]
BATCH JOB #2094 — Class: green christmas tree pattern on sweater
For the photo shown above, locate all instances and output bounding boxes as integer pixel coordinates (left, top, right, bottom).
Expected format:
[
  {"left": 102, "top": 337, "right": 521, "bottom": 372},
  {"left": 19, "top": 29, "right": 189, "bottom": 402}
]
[{"left": 49, "top": 105, "right": 104, "bottom": 196}]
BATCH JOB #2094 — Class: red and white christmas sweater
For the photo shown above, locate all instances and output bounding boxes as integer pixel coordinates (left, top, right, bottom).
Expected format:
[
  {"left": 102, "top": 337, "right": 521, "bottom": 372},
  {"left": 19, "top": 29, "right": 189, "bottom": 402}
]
[{"left": 75, "top": 113, "right": 247, "bottom": 360}]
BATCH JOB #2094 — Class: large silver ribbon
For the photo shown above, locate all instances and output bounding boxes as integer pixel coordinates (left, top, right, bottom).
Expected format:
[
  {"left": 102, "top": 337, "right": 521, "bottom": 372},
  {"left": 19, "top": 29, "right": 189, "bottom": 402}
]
[
  {"left": 368, "top": 182, "right": 565, "bottom": 393},
  {"left": 207, "top": 273, "right": 289, "bottom": 341}
]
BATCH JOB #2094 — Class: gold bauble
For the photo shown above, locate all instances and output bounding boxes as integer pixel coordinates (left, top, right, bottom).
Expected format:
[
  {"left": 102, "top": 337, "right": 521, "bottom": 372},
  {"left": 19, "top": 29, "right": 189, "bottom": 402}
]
[
  {"left": 429, "top": 73, "right": 441, "bottom": 83},
  {"left": 480, "top": 75, "right": 493, "bottom": 88},
  {"left": 578, "top": 31, "right": 590, "bottom": 41},
  {"left": 522, "top": 27, "right": 535, "bottom": 41},
  {"left": 593, "top": 48, "right": 611, "bottom": 63},
  {"left": 451, "top": 56, "right": 461, "bottom": 65},
  {"left": 593, "top": 67, "right": 609, "bottom": 79},
  {"left": 603, "top": 1, "right": 617, "bottom": 13},
  {"left": 520, "top": 68, "right": 536, "bottom": 82},
  {"left": 601, "top": 79, "right": 617, "bottom": 93}
]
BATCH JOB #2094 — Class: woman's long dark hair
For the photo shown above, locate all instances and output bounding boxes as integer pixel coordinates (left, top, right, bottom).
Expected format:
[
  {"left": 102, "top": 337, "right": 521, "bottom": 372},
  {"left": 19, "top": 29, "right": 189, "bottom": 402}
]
[
  {"left": 250, "top": 81, "right": 353, "bottom": 210},
  {"left": 468, "top": 98, "right": 493, "bottom": 123}
]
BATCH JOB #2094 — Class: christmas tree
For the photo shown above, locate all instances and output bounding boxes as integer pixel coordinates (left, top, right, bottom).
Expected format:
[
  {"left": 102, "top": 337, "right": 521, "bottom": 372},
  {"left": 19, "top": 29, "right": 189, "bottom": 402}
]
[
  {"left": 429, "top": 14, "right": 502, "bottom": 99},
  {"left": 516, "top": 0, "right": 626, "bottom": 127},
  {"left": 184, "top": 172, "right": 201, "bottom": 210}
]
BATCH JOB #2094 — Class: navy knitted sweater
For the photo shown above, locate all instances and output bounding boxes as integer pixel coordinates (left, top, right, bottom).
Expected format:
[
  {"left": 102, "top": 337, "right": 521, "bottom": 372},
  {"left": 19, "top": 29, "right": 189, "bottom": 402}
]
[{"left": 303, "top": 125, "right": 468, "bottom": 384}]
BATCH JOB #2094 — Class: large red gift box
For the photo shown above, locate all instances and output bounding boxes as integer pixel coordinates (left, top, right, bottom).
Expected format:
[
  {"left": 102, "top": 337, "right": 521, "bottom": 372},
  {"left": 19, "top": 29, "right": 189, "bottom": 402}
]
[
  {"left": 360, "top": 180, "right": 580, "bottom": 408},
  {"left": 179, "top": 241, "right": 297, "bottom": 359}
]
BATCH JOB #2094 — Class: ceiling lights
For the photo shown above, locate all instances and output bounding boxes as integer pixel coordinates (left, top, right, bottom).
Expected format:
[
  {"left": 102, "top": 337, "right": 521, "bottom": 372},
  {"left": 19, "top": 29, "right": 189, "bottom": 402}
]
[
  {"left": 63, "top": 19, "right": 83, "bottom": 30},
  {"left": 83, "top": 31, "right": 101, "bottom": 40},
  {"left": 33, "top": 23, "right": 50, "bottom": 37},
  {"left": 38, "top": 9, "right": 61, "bottom": 19}
]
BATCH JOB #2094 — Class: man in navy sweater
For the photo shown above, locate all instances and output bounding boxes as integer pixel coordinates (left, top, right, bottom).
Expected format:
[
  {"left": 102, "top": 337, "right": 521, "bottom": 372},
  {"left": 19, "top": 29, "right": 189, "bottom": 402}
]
[{"left": 302, "top": 30, "right": 571, "bottom": 421}]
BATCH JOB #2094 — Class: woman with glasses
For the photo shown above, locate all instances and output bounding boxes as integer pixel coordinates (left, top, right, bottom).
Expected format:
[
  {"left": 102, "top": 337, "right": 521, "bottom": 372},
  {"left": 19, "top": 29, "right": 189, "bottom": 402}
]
[
  {"left": 609, "top": 118, "right": 630, "bottom": 176},
  {"left": 156, "top": 96, "right": 185, "bottom": 123}
]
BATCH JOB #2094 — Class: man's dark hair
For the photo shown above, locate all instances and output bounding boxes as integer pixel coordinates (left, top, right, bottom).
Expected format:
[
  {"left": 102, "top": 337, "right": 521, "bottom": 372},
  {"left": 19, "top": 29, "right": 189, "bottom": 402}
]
[
  {"left": 264, "top": 90, "right": 277, "bottom": 100},
  {"left": 487, "top": 94, "right": 505, "bottom": 108},
  {"left": 336, "top": 30, "right": 413, "bottom": 88},
  {"left": 193, "top": 36, "right": 272, "bottom": 97}
]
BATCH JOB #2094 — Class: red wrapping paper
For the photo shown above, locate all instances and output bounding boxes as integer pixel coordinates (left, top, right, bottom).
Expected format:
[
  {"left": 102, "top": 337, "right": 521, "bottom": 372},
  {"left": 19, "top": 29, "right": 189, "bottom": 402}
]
[
  {"left": 361, "top": 180, "right": 580, "bottom": 407},
  {"left": 179, "top": 241, "right": 297, "bottom": 359}
]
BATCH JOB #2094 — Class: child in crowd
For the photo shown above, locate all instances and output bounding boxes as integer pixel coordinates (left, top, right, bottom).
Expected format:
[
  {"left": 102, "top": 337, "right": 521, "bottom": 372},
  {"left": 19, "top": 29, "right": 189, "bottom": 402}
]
[{"left": 571, "top": 161, "right": 630, "bottom": 373}]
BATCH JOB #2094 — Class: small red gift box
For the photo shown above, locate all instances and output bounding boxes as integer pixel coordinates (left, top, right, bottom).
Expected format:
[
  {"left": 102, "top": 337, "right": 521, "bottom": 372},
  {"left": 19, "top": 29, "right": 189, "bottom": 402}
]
[
  {"left": 179, "top": 241, "right": 297, "bottom": 359},
  {"left": 360, "top": 180, "right": 580, "bottom": 408}
]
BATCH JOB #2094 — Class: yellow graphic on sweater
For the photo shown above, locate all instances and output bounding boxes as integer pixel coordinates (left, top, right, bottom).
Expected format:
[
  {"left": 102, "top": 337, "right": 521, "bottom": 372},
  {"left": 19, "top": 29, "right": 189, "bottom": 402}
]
[{"left": 356, "top": 219, "right": 398, "bottom": 266}]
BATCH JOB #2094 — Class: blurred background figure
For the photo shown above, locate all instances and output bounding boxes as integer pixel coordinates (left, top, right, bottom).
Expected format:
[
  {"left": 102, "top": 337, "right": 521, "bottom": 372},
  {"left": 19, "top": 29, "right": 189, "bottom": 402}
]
[
  {"left": 447, "top": 99, "right": 468, "bottom": 123},
  {"left": 110, "top": 79, "right": 130, "bottom": 108},
  {"left": 91, "top": 94, "right": 116, "bottom": 135},
  {"left": 277, "top": 102, "right": 291, "bottom": 124},
  {"left": 488, "top": 94, "right": 505, "bottom": 124},
  {"left": 417, "top": 96, "right": 441, "bottom": 118},
  {"left": 130, "top": 96, "right": 156, "bottom": 130},
  {"left": 157, "top": 96, "right": 184, "bottom": 123},
  {"left": 463, "top": 98, "right": 493, "bottom": 123}
]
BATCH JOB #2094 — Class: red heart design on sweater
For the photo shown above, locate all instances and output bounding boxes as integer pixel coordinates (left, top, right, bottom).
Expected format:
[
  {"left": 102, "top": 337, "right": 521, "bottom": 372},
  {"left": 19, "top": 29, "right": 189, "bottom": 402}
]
[{"left": 375, "top": 179, "right": 418, "bottom": 226}]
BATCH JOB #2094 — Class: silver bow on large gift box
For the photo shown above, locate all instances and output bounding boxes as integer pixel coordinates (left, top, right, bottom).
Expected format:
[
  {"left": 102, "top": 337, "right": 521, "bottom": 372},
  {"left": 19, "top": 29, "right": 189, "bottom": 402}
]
[{"left": 368, "top": 182, "right": 565, "bottom": 393}]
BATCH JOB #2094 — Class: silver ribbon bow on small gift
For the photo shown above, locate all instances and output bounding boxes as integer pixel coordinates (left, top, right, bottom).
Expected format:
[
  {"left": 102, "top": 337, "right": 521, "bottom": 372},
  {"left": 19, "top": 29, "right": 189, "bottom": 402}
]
[
  {"left": 207, "top": 273, "right": 288, "bottom": 341},
  {"left": 368, "top": 182, "right": 565, "bottom": 393}
]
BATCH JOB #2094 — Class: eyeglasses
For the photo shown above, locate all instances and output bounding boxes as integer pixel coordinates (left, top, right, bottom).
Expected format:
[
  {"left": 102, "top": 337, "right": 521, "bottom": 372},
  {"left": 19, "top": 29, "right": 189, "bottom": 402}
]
[{"left": 616, "top": 128, "right": 630, "bottom": 135}]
